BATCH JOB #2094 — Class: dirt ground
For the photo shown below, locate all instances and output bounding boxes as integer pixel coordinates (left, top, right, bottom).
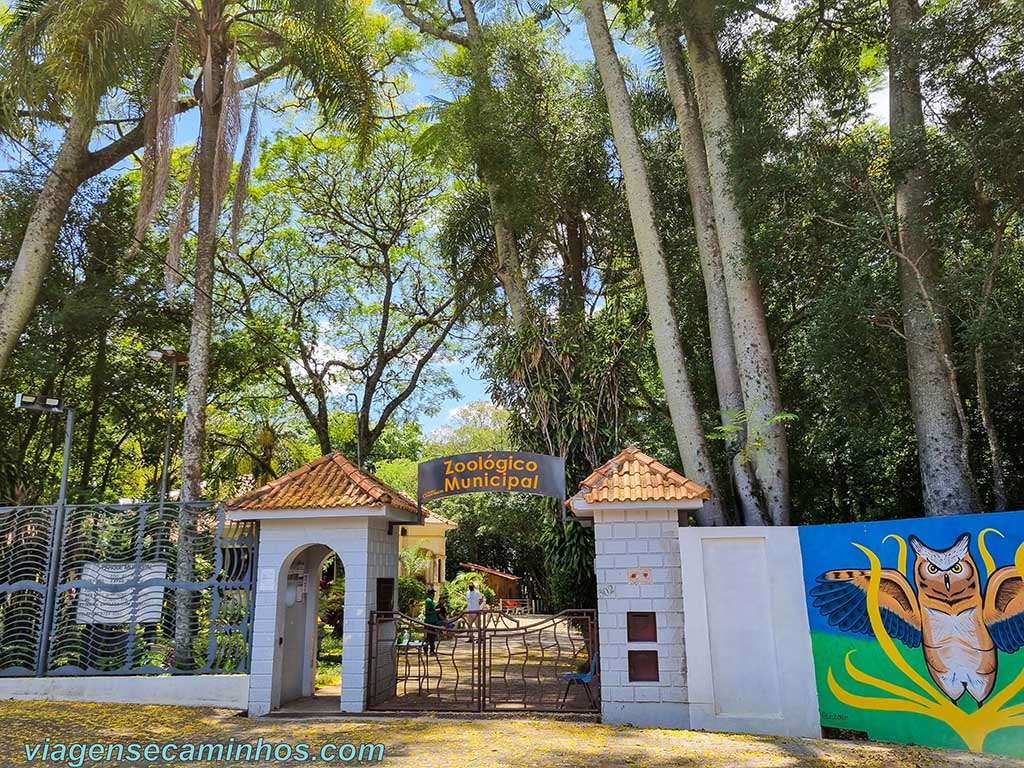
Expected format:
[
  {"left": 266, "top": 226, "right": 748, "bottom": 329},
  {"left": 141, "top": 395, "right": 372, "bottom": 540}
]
[{"left": 2, "top": 700, "right": 1021, "bottom": 768}]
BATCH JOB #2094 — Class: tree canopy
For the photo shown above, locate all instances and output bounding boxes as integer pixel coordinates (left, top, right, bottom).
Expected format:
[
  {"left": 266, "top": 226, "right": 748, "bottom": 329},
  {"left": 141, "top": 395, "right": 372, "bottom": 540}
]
[{"left": 2, "top": 0, "right": 1023, "bottom": 607}]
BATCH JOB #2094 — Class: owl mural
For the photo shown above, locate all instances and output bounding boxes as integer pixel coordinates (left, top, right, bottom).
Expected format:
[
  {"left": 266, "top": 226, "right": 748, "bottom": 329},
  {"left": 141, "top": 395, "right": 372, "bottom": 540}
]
[{"left": 811, "top": 533, "right": 1024, "bottom": 704}]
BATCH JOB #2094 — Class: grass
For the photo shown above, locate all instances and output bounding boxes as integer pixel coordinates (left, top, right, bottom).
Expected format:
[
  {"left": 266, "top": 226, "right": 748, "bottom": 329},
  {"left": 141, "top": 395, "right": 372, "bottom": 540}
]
[{"left": 315, "top": 627, "right": 343, "bottom": 689}]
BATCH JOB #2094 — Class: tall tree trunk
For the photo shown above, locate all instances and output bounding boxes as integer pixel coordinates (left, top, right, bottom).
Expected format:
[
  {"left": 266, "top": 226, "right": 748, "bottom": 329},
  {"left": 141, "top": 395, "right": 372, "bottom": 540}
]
[
  {"left": 683, "top": 0, "right": 790, "bottom": 525},
  {"left": 79, "top": 331, "right": 109, "bottom": 489},
  {"left": 0, "top": 98, "right": 97, "bottom": 373},
  {"left": 561, "top": 208, "right": 587, "bottom": 317},
  {"left": 655, "top": 19, "right": 764, "bottom": 525},
  {"left": 888, "top": 0, "right": 977, "bottom": 515},
  {"left": 581, "top": 0, "right": 726, "bottom": 526},
  {"left": 176, "top": 29, "right": 228, "bottom": 663},
  {"left": 180, "top": 38, "right": 226, "bottom": 503},
  {"left": 458, "top": 0, "right": 530, "bottom": 331},
  {"left": 973, "top": 211, "right": 1008, "bottom": 511},
  {"left": 490, "top": 188, "right": 530, "bottom": 331}
]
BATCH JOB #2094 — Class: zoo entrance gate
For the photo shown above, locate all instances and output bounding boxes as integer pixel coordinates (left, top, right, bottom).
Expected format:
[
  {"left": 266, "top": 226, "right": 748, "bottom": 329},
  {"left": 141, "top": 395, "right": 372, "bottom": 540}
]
[{"left": 367, "top": 609, "right": 599, "bottom": 713}]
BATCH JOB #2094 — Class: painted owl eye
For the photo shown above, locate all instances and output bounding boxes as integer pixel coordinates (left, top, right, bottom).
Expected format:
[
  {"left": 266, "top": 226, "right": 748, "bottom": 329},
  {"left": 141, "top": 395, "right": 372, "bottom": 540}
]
[
  {"left": 951, "top": 562, "right": 963, "bottom": 574},
  {"left": 927, "top": 563, "right": 939, "bottom": 574}
]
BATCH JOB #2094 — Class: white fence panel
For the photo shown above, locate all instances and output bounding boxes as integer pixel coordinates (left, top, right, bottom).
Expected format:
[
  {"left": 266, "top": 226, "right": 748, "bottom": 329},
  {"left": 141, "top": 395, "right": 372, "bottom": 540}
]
[{"left": 679, "top": 526, "right": 820, "bottom": 738}]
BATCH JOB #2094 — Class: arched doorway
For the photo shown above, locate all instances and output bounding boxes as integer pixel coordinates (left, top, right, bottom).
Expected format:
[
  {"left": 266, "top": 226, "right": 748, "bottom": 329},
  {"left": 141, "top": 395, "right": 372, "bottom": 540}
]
[{"left": 273, "top": 544, "right": 345, "bottom": 713}]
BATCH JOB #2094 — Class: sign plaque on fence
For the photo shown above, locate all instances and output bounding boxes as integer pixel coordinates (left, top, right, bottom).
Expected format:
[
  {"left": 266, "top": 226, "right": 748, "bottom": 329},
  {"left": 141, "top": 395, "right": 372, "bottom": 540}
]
[
  {"left": 417, "top": 451, "right": 566, "bottom": 506},
  {"left": 75, "top": 561, "right": 167, "bottom": 625}
]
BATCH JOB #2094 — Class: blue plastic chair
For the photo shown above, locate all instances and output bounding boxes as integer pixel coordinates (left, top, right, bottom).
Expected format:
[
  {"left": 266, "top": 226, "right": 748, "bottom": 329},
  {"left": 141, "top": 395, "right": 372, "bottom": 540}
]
[{"left": 561, "top": 652, "right": 599, "bottom": 708}]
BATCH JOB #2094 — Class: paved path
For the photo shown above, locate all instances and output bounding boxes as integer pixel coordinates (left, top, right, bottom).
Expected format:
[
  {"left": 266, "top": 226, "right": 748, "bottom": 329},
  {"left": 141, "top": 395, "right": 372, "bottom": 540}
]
[{"left": 2, "top": 701, "right": 1021, "bottom": 768}]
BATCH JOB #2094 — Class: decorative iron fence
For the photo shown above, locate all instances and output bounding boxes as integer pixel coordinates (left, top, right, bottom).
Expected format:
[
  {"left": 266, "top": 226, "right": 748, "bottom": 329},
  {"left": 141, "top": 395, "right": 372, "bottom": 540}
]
[{"left": 0, "top": 501, "right": 257, "bottom": 677}]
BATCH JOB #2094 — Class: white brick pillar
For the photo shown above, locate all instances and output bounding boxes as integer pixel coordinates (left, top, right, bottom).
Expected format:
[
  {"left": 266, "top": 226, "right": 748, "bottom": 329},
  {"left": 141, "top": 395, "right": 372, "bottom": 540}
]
[
  {"left": 568, "top": 447, "right": 707, "bottom": 728},
  {"left": 589, "top": 505, "right": 695, "bottom": 728}
]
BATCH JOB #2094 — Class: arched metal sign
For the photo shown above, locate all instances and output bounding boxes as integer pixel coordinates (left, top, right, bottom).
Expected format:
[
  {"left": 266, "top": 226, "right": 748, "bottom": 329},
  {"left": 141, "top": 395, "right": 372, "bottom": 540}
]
[{"left": 417, "top": 451, "right": 566, "bottom": 510}]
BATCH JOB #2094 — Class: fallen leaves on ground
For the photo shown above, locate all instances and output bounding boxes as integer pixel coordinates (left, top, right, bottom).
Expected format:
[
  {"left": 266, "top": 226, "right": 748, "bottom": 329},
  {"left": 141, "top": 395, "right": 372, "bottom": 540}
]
[{"left": 1, "top": 700, "right": 1019, "bottom": 768}]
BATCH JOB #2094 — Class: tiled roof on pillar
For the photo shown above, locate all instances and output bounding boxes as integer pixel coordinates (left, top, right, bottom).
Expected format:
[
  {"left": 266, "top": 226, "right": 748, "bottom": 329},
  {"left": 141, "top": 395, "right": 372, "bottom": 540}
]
[
  {"left": 572, "top": 446, "right": 710, "bottom": 506},
  {"left": 226, "top": 452, "right": 419, "bottom": 514}
]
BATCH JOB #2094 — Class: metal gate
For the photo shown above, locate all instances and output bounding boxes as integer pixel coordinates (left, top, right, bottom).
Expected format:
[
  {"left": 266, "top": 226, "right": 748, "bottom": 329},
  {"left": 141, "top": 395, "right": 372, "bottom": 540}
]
[
  {"left": 0, "top": 501, "right": 257, "bottom": 676},
  {"left": 367, "top": 609, "right": 598, "bottom": 712}
]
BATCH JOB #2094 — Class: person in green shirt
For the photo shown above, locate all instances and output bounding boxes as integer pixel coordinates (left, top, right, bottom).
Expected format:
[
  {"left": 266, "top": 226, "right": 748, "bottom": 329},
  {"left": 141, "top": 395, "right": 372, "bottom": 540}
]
[{"left": 424, "top": 588, "right": 440, "bottom": 654}]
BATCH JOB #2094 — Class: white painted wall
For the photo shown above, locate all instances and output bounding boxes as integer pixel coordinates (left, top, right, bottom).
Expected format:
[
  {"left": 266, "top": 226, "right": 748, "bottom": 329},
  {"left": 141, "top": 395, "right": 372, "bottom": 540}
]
[
  {"left": 593, "top": 506, "right": 689, "bottom": 729},
  {"left": 246, "top": 513, "right": 400, "bottom": 716},
  {"left": 679, "top": 526, "right": 820, "bottom": 738},
  {"left": 0, "top": 675, "right": 248, "bottom": 709}
]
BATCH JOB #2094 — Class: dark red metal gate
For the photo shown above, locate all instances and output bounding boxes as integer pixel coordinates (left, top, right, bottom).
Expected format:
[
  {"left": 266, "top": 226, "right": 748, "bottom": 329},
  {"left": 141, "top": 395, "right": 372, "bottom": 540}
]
[{"left": 367, "top": 609, "right": 598, "bottom": 713}]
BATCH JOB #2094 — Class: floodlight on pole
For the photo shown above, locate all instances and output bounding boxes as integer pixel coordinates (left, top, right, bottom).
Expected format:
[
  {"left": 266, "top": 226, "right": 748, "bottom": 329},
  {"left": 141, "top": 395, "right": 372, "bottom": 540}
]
[
  {"left": 15, "top": 392, "right": 74, "bottom": 676},
  {"left": 146, "top": 347, "right": 188, "bottom": 505}
]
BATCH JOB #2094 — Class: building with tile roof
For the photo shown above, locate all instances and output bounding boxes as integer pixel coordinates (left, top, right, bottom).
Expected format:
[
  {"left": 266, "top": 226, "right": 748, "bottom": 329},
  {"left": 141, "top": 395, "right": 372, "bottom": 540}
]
[
  {"left": 458, "top": 561, "right": 521, "bottom": 601},
  {"left": 227, "top": 451, "right": 458, "bottom": 591},
  {"left": 227, "top": 452, "right": 420, "bottom": 518}
]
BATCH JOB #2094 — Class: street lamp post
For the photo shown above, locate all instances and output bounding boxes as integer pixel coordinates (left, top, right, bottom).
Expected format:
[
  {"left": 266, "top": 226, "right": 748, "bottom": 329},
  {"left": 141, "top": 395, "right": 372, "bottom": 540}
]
[
  {"left": 146, "top": 347, "right": 188, "bottom": 505},
  {"left": 15, "top": 393, "right": 75, "bottom": 676},
  {"left": 346, "top": 392, "right": 361, "bottom": 467}
]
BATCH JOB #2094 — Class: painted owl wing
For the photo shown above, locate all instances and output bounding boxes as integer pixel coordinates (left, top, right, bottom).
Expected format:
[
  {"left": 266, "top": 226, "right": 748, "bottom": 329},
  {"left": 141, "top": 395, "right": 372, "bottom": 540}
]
[
  {"left": 984, "top": 566, "right": 1024, "bottom": 653},
  {"left": 810, "top": 568, "right": 922, "bottom": 647}
]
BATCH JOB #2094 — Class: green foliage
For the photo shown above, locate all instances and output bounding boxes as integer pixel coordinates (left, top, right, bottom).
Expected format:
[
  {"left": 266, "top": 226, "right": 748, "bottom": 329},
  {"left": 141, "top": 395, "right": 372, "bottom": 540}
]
[
  {"left": 318, "top": 573, "right": 345, "bottom": 637},
  {"left": 3, "top": 0, "right": 1024, "bottom": 623},
  {"left": 540, "top": 513, "right": 596, "bottom": 612},
  {"left": 399, "top": 547, "right": 431, "bottom": 581},
  {"left": 398, "top": 575, "right": 427, "bottom": 616},
  {"left": 443, "top": 571, "right": 496, "bottom": 614},
  {"left": 315, "top": 629, "right": 343, "bottom": 688},
  {"left": 233, "top": 123, "right": 466, "bottom": 460},
  {"left": 708, "top": 407, "right": 799, "bottom": 466}
]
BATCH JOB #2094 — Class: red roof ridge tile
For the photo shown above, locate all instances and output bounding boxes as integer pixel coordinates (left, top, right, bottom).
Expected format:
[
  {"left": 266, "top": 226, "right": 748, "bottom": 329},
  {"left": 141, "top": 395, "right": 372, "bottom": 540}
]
[
  {"left": 226, "top": 451, "right": 420, "bottom": 513},
  {"left": 574, "top": 446, "right": 710, "bottom": 505}
]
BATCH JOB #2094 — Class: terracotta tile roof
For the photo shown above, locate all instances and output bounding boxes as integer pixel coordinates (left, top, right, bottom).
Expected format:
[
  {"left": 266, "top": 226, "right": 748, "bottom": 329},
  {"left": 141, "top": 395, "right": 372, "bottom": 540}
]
[
  {"left": 572, "top": 446, "right": 709, "bottom": 506},
  {"left": 459, "top": 562, "right": 520, "bottom": 581},
  {"left": 226, "top": 452, "right": 418, "bottom": 514},
  {"left": 424, "top": 510, "right": 457, "bottom": 527}
]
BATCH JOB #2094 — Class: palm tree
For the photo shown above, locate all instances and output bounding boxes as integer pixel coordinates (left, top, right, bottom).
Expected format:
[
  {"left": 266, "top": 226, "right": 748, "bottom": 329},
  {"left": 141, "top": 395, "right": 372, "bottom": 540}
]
[
  {"left": 399, "top": 547, "right": 432, "bottom": 582},
  {"left": 0, "top": 0, "right": 285, "bottom": 376},
  {"left": 161, "top": 0, "right": 384, "bottom": 505},
  {"left": 0, "top": 1, "right": 169, "bottom": 374},
  {"left": 157, "top": 0, "right": 386, "bottom": 660}
]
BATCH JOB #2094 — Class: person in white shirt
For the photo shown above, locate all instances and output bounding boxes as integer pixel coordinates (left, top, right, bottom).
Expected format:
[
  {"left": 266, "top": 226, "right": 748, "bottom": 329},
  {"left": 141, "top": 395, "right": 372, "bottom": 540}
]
[{"left": 465, "top": 582, "right": 483, "bottom": 632}]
